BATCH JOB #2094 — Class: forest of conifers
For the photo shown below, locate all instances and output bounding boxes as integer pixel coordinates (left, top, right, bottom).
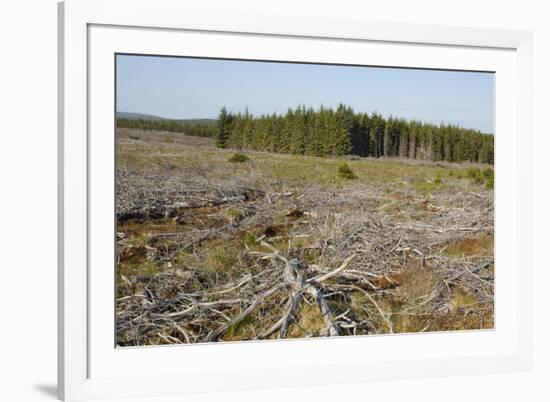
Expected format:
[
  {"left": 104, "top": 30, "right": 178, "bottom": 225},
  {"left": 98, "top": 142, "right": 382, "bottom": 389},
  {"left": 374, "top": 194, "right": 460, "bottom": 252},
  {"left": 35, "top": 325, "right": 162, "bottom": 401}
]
[
  {"left": 215, "top": 105, "right": 494, "bottom": 164},
  {"left": 116, "top": 104, "right": 494, "bottom": 164},
  {"left": 116, "top": 117, "right": 214, "bottom": 138}
]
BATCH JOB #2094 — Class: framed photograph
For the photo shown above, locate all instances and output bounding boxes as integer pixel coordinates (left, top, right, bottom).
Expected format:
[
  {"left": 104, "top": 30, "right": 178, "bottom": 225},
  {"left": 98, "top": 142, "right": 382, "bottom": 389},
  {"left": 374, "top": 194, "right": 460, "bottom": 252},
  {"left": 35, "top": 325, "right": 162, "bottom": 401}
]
[{"left": 58, "top": 0, "right": 533, "bottom": 400}]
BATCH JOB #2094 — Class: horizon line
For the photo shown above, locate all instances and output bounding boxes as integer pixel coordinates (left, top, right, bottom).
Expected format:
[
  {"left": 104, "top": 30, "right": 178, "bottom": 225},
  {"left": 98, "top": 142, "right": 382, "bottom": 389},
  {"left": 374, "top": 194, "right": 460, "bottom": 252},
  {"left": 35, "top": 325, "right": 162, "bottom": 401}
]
[{"left": 117, "top": 109, "right": 495, "bottom": 135}]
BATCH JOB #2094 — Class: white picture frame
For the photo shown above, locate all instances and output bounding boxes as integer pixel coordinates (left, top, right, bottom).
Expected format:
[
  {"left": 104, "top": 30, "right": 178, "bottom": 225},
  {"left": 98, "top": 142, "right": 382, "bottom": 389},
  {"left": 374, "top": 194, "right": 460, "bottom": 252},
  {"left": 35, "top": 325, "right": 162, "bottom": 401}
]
[{"left": 58, "top": 0, "right": 533, "bottom": 400}]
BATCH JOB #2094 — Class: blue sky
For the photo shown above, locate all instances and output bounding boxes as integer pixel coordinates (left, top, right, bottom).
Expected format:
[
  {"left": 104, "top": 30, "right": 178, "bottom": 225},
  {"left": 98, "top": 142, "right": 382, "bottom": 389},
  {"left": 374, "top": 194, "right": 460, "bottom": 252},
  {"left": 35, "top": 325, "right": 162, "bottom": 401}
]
[{"left": 116, "top": 54, "right": 495, "bottom": 134}]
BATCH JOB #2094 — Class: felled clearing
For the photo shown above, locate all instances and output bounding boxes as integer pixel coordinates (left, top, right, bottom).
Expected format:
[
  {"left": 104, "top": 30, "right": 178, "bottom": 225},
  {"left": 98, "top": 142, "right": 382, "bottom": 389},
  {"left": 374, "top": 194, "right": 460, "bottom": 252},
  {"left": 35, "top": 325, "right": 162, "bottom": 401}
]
[{"left": 115, "top": 128, "right": 494, "bottom": 346}]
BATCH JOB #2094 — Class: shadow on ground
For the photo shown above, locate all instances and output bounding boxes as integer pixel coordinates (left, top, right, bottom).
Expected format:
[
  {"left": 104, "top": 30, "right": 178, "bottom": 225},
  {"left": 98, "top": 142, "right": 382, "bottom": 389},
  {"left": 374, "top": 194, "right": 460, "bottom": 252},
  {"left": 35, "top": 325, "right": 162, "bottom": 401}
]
[{"left": 33, "top": 384, "right": 57, "bottom": 399}]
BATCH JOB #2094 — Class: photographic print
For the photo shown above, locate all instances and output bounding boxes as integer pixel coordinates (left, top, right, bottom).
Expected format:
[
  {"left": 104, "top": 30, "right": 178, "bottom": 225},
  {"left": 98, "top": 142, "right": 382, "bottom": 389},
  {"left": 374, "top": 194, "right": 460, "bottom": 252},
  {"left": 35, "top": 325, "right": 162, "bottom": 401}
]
[{"left": 115, "top": 55, "right": 494, "bottom": 347}]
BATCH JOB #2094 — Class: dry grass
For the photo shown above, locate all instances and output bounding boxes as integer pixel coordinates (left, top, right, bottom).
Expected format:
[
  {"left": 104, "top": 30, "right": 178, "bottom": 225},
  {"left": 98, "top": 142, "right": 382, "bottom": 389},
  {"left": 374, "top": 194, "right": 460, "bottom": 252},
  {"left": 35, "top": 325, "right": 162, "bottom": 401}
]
[
  {"left": 286, "top": 304, "right": 327, "bottom": 338},
  {"left": 115, "top": 128, "right": 494, "bottom": 346},
  {"left": 446, "top": 234, "right": 494, "bottom": 257}
]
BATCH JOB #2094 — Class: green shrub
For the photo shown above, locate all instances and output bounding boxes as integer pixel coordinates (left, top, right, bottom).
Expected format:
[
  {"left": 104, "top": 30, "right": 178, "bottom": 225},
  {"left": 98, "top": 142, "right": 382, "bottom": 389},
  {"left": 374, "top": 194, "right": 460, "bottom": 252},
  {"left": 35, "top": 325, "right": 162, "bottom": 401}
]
[
  {"left": 136, "top": 261, "right": 159, "bottom": 276},
  {"left": 337, "top": 163, "right": 358, "bottom": 180},
  {"left": 228, "top": 152, "right": 249, "bottom": 163},
  {"left": 466, "top": 167, "right": 480, "bottom": 179},
  {"left": 206, "top": 243, "right": 239, "bottom": 274},
  {"left": 434, "top": 173, "right": 442, "bottom": 184},
  {"left": 483, "top": 167, "right": 494, "bottom": 180},
  {"left": 242, "top": 232, "right": 256, "bottom": 246},
  {"left": 225, "top": 207, "right": 243, "bottom": 221},
  {"left": 465, "top": 166, "right": 493, "bottom": 187},
  {"left": 466, "top": 168, "right": 484, "bottom": 184},
  {"left": 482, "top": 168, "right": 494, "bottom": 189}
]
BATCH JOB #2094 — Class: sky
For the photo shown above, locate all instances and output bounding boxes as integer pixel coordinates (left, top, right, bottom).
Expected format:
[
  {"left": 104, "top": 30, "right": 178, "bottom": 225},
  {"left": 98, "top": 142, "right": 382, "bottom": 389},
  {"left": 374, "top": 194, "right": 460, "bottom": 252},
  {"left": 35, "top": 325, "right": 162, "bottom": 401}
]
[{"left": 116, "top": 54, "right": 495, "bottom": 134}]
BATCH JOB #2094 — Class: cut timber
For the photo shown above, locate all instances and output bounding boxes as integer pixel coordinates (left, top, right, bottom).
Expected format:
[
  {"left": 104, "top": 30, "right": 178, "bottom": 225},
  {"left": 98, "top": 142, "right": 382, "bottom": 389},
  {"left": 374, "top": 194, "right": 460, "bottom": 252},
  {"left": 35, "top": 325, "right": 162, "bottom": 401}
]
[
  {"left": 305, "top": 284, "right": 339, "bottom": 336},
  {"left": 203, "top": 282, "right": 285, "bottom": 342}
]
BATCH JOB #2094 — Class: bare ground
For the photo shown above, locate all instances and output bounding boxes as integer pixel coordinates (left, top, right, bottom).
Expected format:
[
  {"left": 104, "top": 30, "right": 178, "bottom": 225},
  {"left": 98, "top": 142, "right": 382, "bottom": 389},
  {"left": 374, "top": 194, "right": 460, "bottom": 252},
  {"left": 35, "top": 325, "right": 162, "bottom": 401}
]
[{"left": 115, "top": 128, "right": 494, "bottom": 346}]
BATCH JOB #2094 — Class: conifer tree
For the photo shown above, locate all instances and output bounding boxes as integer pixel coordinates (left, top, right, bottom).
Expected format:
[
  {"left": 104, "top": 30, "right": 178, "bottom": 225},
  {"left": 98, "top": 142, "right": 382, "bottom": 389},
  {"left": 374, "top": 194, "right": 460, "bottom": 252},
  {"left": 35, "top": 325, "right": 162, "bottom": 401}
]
[
  {"left": 215, "top": 107, "right": 233, "bottom": 148},
  {"left": 210, "top": 104, "right": 493, "bottom": 164}
]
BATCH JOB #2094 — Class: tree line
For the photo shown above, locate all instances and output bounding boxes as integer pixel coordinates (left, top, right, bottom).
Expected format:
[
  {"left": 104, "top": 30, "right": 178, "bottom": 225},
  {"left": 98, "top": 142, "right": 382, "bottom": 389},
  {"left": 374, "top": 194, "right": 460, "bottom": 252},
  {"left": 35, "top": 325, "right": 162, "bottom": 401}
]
[
  {"left": 116, "top": 118, "right": 214, "bottom": 138},
  {"left": 215, "top": 105, "right": 494, "bottom": 164}
]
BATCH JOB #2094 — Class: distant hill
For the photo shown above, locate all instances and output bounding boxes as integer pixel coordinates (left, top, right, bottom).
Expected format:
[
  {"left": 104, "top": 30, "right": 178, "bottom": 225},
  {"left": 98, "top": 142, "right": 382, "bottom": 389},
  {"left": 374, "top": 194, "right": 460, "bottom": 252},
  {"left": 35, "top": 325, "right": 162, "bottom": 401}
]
[
  {"left": 173, "top": 118, "right": 217, "bottom": 125},
  {"left": 117, "top": 112, "right": 167, "bottom": 121},
  {"left": 117, "top": 112, "right": 216, "bottom": 125}
]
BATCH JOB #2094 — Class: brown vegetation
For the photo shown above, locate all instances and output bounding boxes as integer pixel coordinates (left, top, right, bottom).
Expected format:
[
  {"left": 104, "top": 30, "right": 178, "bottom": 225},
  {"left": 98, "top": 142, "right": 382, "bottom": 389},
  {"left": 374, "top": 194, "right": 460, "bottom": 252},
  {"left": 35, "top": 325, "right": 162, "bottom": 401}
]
[{"left": 115, "top": 128, "right": 494, "bottom": 346}]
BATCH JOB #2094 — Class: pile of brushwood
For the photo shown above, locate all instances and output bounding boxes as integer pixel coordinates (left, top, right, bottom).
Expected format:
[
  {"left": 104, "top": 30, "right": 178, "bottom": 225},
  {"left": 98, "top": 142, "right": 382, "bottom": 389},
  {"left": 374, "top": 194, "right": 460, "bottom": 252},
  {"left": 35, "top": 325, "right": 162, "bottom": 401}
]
[{"left": 116, "top": 164, "right": 494, "bottom": 345}]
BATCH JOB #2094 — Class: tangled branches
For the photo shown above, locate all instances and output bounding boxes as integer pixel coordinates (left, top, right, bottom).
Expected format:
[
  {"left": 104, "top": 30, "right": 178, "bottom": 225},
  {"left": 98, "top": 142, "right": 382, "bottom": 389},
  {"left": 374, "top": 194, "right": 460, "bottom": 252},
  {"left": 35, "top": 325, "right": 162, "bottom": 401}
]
[{"left": 116, "top": 129, "right": 494, "bottom": 346}]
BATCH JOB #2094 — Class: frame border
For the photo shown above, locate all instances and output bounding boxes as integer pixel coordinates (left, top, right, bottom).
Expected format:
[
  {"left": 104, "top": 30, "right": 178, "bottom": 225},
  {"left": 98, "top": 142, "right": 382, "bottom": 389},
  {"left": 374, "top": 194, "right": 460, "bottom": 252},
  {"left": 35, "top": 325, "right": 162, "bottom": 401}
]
[{"left": 58, "top": 0, "right": 532, "bottom": 400}]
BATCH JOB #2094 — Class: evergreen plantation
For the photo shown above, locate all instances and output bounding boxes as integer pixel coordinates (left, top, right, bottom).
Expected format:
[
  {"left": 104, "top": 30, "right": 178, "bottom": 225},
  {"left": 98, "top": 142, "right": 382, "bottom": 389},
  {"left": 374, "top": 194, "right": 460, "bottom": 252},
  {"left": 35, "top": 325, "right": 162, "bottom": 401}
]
[
  {"left": 215, "top": 105, "right": 494, "bottom": 164},
  {"left": 116, "top": 117, "right": 215, "bottom": 138}
]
